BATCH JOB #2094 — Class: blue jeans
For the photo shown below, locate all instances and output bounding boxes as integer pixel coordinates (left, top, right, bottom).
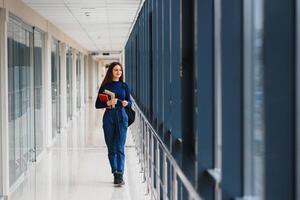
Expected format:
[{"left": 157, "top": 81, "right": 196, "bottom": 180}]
[{"left": 102, "top": 107, "right": 128, "bottom": 175}]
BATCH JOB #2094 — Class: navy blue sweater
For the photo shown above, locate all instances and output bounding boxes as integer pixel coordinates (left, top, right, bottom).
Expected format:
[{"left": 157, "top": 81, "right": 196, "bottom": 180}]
[{"left": 95, "top": 81, "right": 132, "bottom": 109}]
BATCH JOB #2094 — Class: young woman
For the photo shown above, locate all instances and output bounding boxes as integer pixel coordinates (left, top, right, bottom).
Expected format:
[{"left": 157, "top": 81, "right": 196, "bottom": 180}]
[{"left": 95, "top": 62, "right": 132, "bottom": 185}]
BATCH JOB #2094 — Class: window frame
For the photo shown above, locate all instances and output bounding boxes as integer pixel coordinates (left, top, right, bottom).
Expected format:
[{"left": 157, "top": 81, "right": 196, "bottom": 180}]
[
  {"left": 243, "top": 0, "right": 265, "bottom": 198},
  {"left": 297, "top": 0, "right": 300, "bottom": 198}
]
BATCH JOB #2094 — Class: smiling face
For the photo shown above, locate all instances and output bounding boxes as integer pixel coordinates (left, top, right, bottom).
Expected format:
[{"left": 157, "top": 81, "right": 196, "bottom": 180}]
[
  {"left": 100, "top": 62, "right": 124, "bottom": 87},
  {"left": 112, "top": 65, "right": 122, "bottom": 80}
]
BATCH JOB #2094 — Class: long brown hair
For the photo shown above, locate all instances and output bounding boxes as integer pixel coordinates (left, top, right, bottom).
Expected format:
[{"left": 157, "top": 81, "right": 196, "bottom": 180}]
[{"left": 100, "top": 62, "right": 124, "bottom": 87}]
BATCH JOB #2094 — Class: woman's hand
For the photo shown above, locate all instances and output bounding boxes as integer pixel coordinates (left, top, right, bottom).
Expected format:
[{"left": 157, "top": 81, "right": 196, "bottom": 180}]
[
  {"left": 106, "top": 98, "right": 118, "bottom": 106},
  {"left": 122, "top": 100, "right": 128, "bottom": 107}
]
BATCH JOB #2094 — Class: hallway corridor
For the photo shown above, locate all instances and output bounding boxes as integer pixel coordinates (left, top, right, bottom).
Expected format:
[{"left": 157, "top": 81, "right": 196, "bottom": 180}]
[
  {"left": 8, "top": 103, "right": 150, "bottom": 200},
  {"left": 0, "top": 0, "right": 299, "bottom": 199}
]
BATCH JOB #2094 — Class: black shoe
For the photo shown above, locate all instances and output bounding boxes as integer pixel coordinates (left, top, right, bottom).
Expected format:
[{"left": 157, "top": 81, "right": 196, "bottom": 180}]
[
  {"left": 113, "top": 172, "right": 119, "bottom": 184},
  {"left": 117, "top": 173, "right": 125, "bottom": 185}
]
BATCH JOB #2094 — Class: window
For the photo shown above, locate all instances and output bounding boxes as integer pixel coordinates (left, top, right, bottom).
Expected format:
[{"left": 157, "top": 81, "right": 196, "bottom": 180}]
[
  {"left": 8, "top": 15, "right": 34, "bottom": 186},
  {"left": 33, "top": 28, "right": 44, "bottom": 156},
  {"left": 76, "top": 52, "right": 81, "bottom": 110},
  {"left": 51, "top": 39, "right": 60, "bottom": 137},
  {"left": 66, "top": 47, "right": 72, "bottom": 120}
]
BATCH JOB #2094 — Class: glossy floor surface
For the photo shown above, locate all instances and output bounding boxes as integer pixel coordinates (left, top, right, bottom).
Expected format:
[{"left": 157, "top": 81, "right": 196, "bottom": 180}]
[{"left": 9, "top": 103, "right": 150, "bottom": 200}]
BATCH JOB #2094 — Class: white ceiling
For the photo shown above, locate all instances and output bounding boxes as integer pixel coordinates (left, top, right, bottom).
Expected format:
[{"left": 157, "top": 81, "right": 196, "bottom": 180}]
[{"left": 22, "top": 0, "right": 141, "bottom": 52}]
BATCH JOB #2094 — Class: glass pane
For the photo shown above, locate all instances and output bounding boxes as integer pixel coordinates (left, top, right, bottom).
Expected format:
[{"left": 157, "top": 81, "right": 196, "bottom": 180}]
[
  {"left": 57, "top": 46, "right": 61, "bottom": 131},
  {"left": 76, "top": 53, "right": 81, "bottom": 110},
  {"left": 51, "top": 40, "right": 59, "bottom": 138},
  {"left": 8, "top": 16, "right": 34, "bottom": 186},
  {"left": 8, "top": 19, "right": 16, "bottom": 185},
  {"left": 66, "top": 48, "right": 73, "bottom": 120},
  {"left": 34, "top": 29, "right": 44, "bottom": 156}
]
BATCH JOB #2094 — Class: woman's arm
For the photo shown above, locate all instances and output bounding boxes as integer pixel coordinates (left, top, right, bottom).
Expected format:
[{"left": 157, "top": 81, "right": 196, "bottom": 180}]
[{"left": 95, "top": 86, "right": 110, "bottom": 109}]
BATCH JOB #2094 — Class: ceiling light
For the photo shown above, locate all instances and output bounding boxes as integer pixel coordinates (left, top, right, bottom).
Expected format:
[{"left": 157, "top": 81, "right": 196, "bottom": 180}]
[{"left": 81, "top": 8, "right": 95, "bottom": 10}]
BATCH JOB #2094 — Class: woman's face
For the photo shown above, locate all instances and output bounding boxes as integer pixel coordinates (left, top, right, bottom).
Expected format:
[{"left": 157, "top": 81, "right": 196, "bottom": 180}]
[{"left": 112, "top": 65, "right": 122, "bottom": 80}]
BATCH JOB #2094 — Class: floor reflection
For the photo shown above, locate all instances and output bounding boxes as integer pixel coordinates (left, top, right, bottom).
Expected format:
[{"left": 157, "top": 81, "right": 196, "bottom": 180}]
[{"left": 9, "top": 103, "right": 149, "bottom": 200}]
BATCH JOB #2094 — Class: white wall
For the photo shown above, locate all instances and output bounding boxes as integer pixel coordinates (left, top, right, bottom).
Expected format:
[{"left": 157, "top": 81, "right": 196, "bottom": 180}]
[
  {"left": 88, "top": 56, "right": 96, "bottom": 100},
  {"left": 0, "top": 7, "right": 8, "bottom": 197},
  {"left": 0, "top": 1, "right": 102, "bottom": 197},
  {"left": 121, "top": 50, "right": 125, "bottom": 81}
]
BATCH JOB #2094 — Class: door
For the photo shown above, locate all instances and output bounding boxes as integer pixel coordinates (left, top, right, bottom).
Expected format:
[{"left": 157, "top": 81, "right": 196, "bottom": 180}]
[
  {"left": 76, "top": 52, "right": 81, "bottom": 110},
  {"left": 66, "top": 48, "right": 73, "bottom": 120},
  {"left": 33, "top": 28, "right": 44, "bottom": 156},
  {"left": 7, "top": 16, "right": 35, "bottom": 186},
  {"left": 51, "top": 39, "right": 60, "bottom": 138}
]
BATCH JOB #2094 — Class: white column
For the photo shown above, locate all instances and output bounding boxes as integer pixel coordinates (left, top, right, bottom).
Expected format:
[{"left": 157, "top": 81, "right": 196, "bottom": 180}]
[
  {"left": 97, "top": 61, "right": 101, "bottom": 90},
  {"left": 80, "top": 54, "right": 84, "bottom": 107},
  {"left": 60, "top": 43, "right": 67, "bottom": 128},
  {"left": 44, "top": 33, "right": 53, "bottom": 147},
  {"left": 88, "top": 56, "right": 95, "bottom": 100},
  {"left": 93, "top": 61, "right": 98, "bottom": 99},
  {"left": 121, "top": 50, "right": 126, "bottom": 81},
  {"left": 100, "top": 61, "right": 105, "bottom": 81},
  {"left": 84, "top": 55, "right": 89, "bottom": 103},
  {"left": 0, "top": 8, "right": 9, "bottom": 197},
  {"left": 72, "top": 49, "right": 77, "bottom": 116}
]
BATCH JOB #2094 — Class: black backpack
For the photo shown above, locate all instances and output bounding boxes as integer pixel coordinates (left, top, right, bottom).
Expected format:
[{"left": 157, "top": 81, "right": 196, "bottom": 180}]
[
  {"left": 125, "top": 106, "right": 135, "bottom": 126},
  {"left": 123, "top": 83, "right": 135, "bottom": 126}
]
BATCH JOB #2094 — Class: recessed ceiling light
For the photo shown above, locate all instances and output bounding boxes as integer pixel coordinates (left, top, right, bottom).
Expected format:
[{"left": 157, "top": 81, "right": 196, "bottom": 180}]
[{"left": 81, "top": 7, "right": 95, "bottom": 10}]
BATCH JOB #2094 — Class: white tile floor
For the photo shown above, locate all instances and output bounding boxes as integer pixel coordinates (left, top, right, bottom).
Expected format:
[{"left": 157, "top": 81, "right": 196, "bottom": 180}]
[{"left": 8, "top": 103, "right": 150, "bottom": 200}]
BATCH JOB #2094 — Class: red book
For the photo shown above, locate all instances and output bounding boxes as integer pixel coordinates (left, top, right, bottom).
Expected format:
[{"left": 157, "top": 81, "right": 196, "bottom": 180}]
[{"left": 99, "top": 94, "right": 109, "bottom": 102}]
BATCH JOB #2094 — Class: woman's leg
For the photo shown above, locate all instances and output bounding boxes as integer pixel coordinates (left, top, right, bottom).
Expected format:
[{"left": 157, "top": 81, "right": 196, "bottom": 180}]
[
  {"left": 103, "top": 111, "right": 117, "bottom": 174},
  {"left": 116, "top": 109, "right": 128, "bottom": 174}
]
